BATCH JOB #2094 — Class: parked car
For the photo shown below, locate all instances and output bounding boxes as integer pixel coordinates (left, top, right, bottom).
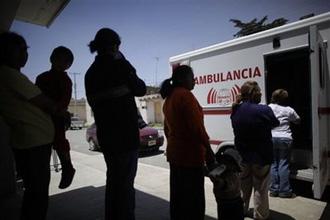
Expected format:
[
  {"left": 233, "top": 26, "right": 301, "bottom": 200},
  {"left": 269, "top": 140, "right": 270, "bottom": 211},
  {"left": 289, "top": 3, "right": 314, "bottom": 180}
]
[
  {"left": 70, "top": 116, "right": 84, "bottom": 130},
  {"left": 86, "top": 118, "right": 164, "bottom": 152}
]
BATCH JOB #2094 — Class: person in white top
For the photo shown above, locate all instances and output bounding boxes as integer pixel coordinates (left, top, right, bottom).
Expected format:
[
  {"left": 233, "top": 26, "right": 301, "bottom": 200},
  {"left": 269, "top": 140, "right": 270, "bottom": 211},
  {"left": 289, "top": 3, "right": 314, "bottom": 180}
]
[{"left": 268, "top": 89, "right": 300, "bottom": 198}]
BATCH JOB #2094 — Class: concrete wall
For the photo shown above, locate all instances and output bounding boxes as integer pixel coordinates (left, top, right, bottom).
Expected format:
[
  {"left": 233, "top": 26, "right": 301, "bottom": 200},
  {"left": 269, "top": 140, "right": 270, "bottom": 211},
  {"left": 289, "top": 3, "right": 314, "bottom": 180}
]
[
  {"left": 68, "top": 98, "right": 88, "bottom": 124},
  {"left": 136, "top": 95, "right": 164, "bottom": 125}
]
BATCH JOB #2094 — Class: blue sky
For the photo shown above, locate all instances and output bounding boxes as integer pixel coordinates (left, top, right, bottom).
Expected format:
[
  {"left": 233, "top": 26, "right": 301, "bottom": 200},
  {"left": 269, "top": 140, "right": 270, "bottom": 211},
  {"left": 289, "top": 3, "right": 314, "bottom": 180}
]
[{"left": 10, "top": 0, "right": 330, "bottom": 98}]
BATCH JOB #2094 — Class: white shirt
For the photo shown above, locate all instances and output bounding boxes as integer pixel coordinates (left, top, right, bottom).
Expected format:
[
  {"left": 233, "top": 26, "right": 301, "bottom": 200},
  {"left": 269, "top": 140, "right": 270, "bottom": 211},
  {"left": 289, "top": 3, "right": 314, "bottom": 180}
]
[{"left": 269, "top": 103, "right": 300, "bottom": 139}]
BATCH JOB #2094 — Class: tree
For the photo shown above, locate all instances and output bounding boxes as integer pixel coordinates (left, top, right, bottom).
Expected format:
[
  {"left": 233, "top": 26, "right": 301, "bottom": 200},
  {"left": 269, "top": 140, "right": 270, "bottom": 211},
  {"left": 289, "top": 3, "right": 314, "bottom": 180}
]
[{"left": 230, "top": 16, "right": 288, "bottom": 38}]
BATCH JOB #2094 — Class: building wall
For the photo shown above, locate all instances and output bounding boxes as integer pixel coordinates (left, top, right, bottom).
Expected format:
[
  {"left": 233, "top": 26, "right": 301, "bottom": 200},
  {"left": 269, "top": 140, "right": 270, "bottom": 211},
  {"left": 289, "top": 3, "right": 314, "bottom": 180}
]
[
  {"left": 85, "top": 103, "right": 94, "bottom": 126},
  {"left": 136, "top": 98, "right": 148, "bottom": 123},
  {"left": 68, "top": 98, "right": 88, "bottom": 125},
  {"left": 146, "top": 102, "right": 155, "bottom": 123},
  {"left": 136, "top": 94, "right": 164, "bottom": 125},
  {"left": 72, "top": 95, "right": 165, "bottom": 127}
]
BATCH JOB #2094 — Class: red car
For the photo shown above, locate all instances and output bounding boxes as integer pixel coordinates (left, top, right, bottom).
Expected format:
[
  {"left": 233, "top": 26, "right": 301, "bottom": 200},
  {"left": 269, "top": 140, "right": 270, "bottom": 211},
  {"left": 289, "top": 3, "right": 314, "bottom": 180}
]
[{"left": 86, "top": 122, "right": 164, "bottom": 152}]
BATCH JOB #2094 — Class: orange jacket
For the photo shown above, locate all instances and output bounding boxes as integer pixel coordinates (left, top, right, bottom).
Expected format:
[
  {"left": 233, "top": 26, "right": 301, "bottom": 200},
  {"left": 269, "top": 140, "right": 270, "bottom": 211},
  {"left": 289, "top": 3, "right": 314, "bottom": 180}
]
[{"left": 163, "top": 87, "right": 209, "bottom": 167}]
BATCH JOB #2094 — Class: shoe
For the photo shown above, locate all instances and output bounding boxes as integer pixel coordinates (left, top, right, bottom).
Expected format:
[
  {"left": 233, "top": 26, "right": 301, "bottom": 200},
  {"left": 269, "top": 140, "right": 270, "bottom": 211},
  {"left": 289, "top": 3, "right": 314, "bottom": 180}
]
[
  {"left": 59, "top": 167, "right": 76, "bottom": 189},
  {"left": 269, "top": 191, "right": 278, "bottom": 197},
  {"left": 278, "top": 192, "right": 296, "bottom": 198}
]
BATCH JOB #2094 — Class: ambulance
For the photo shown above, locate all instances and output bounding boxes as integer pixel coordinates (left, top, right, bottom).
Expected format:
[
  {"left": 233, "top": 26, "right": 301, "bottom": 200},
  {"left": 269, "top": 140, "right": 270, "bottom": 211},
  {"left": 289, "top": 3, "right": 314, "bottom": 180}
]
[{"left": 169, "top": 12, "right": 330, "bottom": 199}]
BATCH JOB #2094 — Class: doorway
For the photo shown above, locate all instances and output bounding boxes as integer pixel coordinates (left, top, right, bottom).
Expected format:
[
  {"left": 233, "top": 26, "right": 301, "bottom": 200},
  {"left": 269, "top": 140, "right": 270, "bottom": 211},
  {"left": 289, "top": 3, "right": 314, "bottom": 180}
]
[{"left": 265, "top": 48, "right": 312, "bottom": 166}]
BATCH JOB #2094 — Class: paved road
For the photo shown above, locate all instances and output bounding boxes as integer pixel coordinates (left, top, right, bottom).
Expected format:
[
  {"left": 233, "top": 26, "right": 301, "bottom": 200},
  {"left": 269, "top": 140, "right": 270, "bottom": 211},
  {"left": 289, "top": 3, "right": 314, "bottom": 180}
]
[
  {"left": 66, "top": 128, "right": 169, "bottom": 169},
  {"left": 66, "top": 128, "right": 330, "bottom": 202}
]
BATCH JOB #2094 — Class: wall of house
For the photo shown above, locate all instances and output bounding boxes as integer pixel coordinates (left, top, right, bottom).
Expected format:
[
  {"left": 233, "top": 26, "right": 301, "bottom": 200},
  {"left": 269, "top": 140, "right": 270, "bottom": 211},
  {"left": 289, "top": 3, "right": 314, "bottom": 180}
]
[
  {"left": 85, "top": 103, "right": 94, "bottom": 126},
  {"left": 136, "top": 95, "right": 164, "bottom": 125},
  {"left": 146, "top": 102, "right": 155, "bottom": 123},
  {"left": 68, "top": 98, "right": 87, "bottom": 124},
  {"left": 154, "top": 100, "right": 164, "bottom": 123},
  {"left": 135, "top": 98, "right": 148, "bottom": 123}
]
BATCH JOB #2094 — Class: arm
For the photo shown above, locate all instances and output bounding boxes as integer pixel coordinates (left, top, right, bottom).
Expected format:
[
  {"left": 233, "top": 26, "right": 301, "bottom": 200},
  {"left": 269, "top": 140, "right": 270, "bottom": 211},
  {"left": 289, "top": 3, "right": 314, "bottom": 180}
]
[
  {"left": 125, "top": 61, "right": 147, "bottom": 97},
  {"left": 56, "top": 76, "right": 72, "bottom": 111},
  {"left": 29, "top": 94, "right": 58, "bottom": 115},
  {"left": 35, "top": 74, "right": 72, "bottom": 112},
  {"left": 265, "top": 106, "right": 280, "bottom": 128},
  {"left": 35, "top": 73, "right": 69, "bottom": 115},
  {"left": 7, "top": 70, "right": 58, "bottom": 115},
  {"left": 164, "top": 119, "right": 169, "bottom": 138},
  {"left": 181, "top": 92, "right": 209, "bottom": 145},
  {"left": 289, "top": 108, "right": 301, "bottom": 124}
]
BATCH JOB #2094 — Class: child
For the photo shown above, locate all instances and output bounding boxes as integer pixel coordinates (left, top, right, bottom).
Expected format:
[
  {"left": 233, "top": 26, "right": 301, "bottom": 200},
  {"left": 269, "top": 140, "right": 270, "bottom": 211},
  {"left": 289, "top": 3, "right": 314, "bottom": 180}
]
[
  {"left": 36, "top": 46, "right": 75, "bottom": 189},
  {"left": 208, "top": 147, "right": 244, "bottom": 220},
  {"left": 269, "top": 89, "right": 300, "bottom": 198}
]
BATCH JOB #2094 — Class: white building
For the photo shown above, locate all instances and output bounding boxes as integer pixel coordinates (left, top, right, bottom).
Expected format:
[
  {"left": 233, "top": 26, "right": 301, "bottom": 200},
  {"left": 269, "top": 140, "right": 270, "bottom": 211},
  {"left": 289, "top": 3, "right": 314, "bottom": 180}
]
[{"left": 136, "top": 94, "right": 164, "bottom": 125}]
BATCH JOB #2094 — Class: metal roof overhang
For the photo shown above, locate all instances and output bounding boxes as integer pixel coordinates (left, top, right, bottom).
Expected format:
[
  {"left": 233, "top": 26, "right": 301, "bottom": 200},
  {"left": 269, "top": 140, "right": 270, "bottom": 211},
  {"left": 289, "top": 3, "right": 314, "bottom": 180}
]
[{"left": 15, "top": 0, "right": 70, "bottom": 27}]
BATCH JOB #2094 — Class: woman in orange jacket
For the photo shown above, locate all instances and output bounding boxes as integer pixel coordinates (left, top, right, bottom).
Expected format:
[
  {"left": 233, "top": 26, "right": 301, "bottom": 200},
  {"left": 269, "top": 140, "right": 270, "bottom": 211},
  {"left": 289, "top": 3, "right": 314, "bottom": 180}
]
[{"left": 160, "top": 65, "right": 215, "bottom": 220}]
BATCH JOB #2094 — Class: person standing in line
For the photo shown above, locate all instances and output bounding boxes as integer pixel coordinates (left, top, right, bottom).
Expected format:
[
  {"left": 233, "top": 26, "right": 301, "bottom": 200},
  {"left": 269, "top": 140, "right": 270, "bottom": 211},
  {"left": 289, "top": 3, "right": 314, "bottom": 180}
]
[
  {"left": 230, "top": 80, "right": 279, "bottom": 220},
  {"left": 160, "top": 65, "right": 215, "bottom": 220},
  {"left": 268, "top": 89, "right": 300, "bottom": 198},
  {"left": 85, "top": 28, "right": 146, "bottom": 220},
  {"left": 0, "top": 32, "right": 59, "bottom": 220},
  {"left": 36, "top": 46, "right": 76, "bottom": 189}
]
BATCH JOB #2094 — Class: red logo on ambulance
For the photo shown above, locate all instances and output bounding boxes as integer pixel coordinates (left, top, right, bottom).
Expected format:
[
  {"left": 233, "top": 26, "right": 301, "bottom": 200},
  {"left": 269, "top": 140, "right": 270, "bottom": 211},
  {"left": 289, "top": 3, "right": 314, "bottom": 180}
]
[{"left": 207, "top": 84, "right": 241, "bottom": 105}]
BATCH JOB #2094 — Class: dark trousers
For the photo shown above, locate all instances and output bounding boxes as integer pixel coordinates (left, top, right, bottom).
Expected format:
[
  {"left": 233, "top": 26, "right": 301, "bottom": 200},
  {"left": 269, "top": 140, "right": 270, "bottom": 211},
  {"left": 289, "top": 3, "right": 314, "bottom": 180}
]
[
  {"left": 169, "top": 164, "right": 205, "bottom": 220},
  {"left": 13, "top": 144, "right": 52, "bottom": 220},
  {"left": 103, "top": 149, "right": 138, "bottom": 220},
  {"left": 217, "top": 197, "right": 244, "bottom": 220}
]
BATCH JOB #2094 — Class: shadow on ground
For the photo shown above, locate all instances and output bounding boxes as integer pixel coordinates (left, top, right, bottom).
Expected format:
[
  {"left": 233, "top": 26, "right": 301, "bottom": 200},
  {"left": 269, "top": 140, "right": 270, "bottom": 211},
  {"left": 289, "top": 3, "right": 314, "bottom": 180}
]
[
  {"left": 244, "top": 208, "right": 295, "bottom": 220},
  {"left": 269, "top": 210, "right": 295, "bottom": 220},
  {"left": 48, "top": 185, "right": 216, "bottom": 220},
  {"left": 139, "top": 149, "right": 164, "bottom": 158}
]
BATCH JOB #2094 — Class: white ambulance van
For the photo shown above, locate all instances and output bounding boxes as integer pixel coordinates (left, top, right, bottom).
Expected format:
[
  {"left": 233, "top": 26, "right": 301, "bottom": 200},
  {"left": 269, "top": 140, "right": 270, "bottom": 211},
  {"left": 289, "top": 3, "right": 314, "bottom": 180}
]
[{"left": 169, "top": 12, "right": 330, "bottom": 199}]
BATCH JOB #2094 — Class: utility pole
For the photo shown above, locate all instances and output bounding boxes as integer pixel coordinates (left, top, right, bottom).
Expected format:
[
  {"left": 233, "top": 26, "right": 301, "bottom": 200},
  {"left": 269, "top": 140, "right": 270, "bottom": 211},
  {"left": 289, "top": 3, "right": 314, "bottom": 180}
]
[
  {"left": 69, "top": 72, "right": 80, "bottom": 116},
  {"left": 154, "top": 57, "right": 159, "bottom": 86}
]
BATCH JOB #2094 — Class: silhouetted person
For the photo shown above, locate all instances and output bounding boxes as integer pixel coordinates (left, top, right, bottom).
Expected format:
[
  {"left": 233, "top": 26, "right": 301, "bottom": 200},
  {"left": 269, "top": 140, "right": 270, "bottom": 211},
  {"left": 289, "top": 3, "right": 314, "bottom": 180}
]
[
  {"left": 85, "top": 28, "right": 146, "bottom": 220},
  {"left": 36, "top": 46, "right": 76, "bottom": 189},
  {"left": 231, "top": 80, "right": 279, "bottom": 220},
  {"left": 0, "top": 32, "right": 59, "bottom": 220},
  {"left": 160, "top": 65, "right": 215, "bottom": 220}
]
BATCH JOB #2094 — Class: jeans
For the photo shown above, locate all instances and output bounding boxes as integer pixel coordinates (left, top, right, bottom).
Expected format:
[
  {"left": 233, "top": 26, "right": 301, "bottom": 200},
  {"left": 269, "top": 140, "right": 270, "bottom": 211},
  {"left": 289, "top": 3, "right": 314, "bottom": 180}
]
[
  {"left": 169, "top": 164, "right": 205, "bottom": 220},
  {"left": 102, "top": 149, "right": 138, "bottom": 220},
  {"left": 270, "top": 137, "right": 292, "bottom": 195},
  {"left": 13, "top": 144, "right": 52, "bottom": 220}
]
